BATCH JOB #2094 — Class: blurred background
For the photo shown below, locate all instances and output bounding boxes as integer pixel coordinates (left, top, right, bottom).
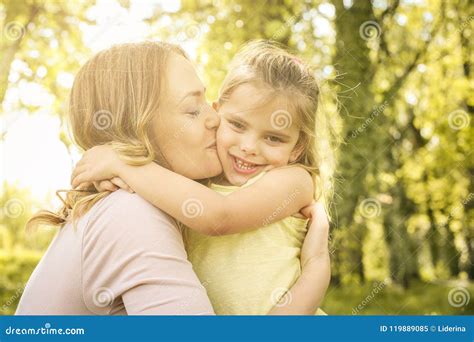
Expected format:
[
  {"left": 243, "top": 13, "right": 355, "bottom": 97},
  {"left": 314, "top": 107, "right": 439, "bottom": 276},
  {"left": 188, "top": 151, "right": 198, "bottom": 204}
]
[{"left": 0, "top": 0, "right": 472, "bottom": 315}]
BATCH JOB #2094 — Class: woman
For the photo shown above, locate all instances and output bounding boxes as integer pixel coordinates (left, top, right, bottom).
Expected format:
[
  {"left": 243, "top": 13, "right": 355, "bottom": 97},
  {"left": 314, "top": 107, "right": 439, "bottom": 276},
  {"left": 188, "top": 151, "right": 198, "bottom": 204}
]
[{"left": 16, "top": 41, "right": 329, "bottom": 315}]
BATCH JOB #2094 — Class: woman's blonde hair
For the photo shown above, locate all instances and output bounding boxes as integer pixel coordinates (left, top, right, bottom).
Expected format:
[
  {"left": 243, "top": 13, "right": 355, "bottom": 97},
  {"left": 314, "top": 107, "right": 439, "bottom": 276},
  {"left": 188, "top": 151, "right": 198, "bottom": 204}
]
[
  {"left": 219, "top": 40, "right": 336, "bottom": 207},
  {"left": 26, "top": 41, "right": 187, "bottom": 230}
]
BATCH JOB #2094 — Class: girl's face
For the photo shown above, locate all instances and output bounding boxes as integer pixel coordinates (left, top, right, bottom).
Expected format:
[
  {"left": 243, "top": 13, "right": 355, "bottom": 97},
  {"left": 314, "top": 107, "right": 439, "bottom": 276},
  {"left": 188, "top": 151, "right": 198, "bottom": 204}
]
[
  {"left": 216, "top": 83, "right": 302, "bottom": 186},
  {"left": 152, "top": 53, "right": 222, "bottom": 180}
]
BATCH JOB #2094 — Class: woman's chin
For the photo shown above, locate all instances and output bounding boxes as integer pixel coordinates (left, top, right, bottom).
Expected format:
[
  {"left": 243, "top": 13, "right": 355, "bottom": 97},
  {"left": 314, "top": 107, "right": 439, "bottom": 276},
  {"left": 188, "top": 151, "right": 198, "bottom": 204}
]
[
  {"left": 206, "top": 153, "right": 224, "bottom": 177},
  {"left": 208, "top": 163, "right": 223, "bottom": 178}
]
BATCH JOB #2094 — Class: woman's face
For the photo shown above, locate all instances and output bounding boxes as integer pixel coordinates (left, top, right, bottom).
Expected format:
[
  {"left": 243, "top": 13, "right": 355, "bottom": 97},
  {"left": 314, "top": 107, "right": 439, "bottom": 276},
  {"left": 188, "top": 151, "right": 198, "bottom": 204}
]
[{"left": 152, "top": 53, "right": 223, "bottom": 180}]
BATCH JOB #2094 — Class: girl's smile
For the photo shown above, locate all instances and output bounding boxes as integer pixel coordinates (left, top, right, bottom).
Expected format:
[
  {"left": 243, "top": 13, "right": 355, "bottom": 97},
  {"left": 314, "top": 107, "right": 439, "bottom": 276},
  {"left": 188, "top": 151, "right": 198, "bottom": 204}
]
[
  {"left": 230, "top": 153, "right": 265, "bottom": 175},
  {"left": 215, "top": 82, "right": 302, "bottom": 186}
]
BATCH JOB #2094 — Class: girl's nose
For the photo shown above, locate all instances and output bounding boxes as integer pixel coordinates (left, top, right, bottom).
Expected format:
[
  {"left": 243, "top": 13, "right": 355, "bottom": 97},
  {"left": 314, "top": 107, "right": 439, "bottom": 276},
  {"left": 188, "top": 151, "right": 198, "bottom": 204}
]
[
  {"left": 240, "top": 136, "right": 258, "bottom": 155},
  {"left": 204, "top": 104, "right": 220, "bottom": 130}
]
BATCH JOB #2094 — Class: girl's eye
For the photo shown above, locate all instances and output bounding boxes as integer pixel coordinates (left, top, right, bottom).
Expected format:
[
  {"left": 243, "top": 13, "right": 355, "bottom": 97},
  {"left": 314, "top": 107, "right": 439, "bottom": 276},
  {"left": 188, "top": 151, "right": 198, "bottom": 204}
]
[
  {"left": 266, "top": 136, "right": 283, "bottom": 143},
  {"left": 230, "top": 120, "right": 244, "bottom": 129}
]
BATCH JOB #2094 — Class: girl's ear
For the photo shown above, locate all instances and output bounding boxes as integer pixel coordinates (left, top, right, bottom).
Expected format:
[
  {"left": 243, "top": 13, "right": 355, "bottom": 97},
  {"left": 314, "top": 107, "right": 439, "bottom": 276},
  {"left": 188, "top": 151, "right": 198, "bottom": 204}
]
[
  {"left": 212, "top": 101, "right": 219, "bottom": 111},
  {"left": 289, "top": 143, "right": 305, "bottom": 163}
]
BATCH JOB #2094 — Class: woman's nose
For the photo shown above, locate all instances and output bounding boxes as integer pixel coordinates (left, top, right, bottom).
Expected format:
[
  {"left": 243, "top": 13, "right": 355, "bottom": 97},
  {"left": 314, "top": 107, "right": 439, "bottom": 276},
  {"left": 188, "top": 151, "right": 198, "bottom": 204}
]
[{"left": 204, "top": 104, "right": 220, "bottom": 130}]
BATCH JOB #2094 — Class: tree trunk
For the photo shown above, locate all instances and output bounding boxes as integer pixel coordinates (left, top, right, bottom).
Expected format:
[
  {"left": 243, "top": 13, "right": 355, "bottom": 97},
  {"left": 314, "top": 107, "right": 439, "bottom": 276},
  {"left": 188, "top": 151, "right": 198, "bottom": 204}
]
[{"left": 332, "top": 0, "right": 377, "bottom": 284}]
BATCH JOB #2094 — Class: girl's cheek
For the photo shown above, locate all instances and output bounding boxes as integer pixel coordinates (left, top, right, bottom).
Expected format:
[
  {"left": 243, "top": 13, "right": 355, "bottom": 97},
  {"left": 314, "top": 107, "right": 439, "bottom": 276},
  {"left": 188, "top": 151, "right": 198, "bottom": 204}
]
[
  {"left": 217, "top": 125, "right": 233, "bottom": 149},
  {"left": 265, "top": 147, "right": 292, "bottom": 167},
  {"left": 216, "top": 126, "right": 225, "bottom": 147}
]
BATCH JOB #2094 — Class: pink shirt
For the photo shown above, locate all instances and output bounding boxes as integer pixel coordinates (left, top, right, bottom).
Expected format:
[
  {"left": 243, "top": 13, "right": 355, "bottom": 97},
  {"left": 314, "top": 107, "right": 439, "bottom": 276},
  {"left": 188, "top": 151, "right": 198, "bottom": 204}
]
[{"left": 16, "top": 190, "right": 214, "bottom": 315}]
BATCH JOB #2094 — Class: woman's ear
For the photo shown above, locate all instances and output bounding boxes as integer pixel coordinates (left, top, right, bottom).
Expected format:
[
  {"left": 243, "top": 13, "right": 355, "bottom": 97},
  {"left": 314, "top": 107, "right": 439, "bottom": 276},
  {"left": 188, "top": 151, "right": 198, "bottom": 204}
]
[
  {"left": 212, "top": 101, "right": 219, "bottom": 111},
  {"left": 289, "top": 143, "right": 305, "bottom": 163}
]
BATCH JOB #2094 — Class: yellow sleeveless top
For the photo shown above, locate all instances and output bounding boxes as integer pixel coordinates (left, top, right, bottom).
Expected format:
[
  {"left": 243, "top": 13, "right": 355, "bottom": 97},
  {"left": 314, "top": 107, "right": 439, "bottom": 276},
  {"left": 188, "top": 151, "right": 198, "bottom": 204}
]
[{"left": 184, "top": 173, "right": 324, "bottom": 315}]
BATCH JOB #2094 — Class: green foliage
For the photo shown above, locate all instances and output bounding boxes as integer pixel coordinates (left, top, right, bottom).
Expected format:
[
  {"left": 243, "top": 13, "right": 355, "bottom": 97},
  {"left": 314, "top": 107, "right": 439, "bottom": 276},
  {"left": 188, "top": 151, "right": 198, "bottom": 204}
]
[
  {"left": 0, "top": 184, "right": 56, "bottom": 314},
  {"left": 0, "top": 250, "right": 42, "bottom": 315},
  {"left": 1, "top": 0, "right": 93, "bottom": 145}
]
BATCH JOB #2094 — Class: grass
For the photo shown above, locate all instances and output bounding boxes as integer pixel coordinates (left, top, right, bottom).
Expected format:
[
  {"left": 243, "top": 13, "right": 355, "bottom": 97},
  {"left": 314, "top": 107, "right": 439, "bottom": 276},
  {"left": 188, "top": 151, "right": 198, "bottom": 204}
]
[
  {"left": 321, "top": 280, "right": 474, "bottom": 315},
  {"left": 2, "top": 250, "right": 473, "bottom": 316}
]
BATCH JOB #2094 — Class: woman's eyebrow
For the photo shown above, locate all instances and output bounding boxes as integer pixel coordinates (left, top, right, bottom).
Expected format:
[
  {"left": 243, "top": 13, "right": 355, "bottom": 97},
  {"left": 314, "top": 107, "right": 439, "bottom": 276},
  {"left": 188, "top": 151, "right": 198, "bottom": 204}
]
[
  {"left": 226, "top": 112, "right": 248, "bottom": 124},
  {"left": 178, "top": 87, "right": 206, "bottom": 104}
]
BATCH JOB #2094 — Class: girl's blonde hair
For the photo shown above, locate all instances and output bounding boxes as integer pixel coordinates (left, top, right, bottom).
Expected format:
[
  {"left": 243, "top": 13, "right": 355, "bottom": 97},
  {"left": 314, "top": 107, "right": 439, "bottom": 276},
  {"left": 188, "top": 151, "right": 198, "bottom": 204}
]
[
  {"left": 26, "top": 41, "right": 187, "bottom": 231},
  {"left": 219, "top": 40, "right": 336, "bottom": 207}
]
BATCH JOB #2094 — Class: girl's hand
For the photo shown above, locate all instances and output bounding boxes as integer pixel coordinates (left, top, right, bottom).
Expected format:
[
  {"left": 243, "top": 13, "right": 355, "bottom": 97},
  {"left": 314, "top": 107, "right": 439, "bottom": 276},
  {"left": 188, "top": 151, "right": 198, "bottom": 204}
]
[
  {"left": 268, "top": 201, "right": 330, "bottom": 314},
  {"left": 71, "top": 145, "right": 124, "bottom": 189},
  {"left": 93, "top": 178, "right": 135, "bottom": 193},
  {"left": 301, "top": 201, "right": 330, "bottom": 269}
]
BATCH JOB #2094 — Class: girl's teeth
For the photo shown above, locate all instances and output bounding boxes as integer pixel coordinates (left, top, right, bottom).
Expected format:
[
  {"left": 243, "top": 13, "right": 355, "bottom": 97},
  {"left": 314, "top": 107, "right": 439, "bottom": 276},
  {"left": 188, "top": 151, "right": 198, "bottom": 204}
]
[{"left": 235, "top": 158, "right": 255, "bottom": 170}]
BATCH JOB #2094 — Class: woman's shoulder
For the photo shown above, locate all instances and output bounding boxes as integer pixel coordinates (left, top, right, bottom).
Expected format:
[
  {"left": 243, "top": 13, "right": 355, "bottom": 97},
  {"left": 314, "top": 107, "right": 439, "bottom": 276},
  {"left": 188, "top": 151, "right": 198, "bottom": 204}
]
[
  {"left": 95, "top": 189, "right": 175, "bottom": 221},
  {"left": 83, "top": 189, "right": 179, "bottom": 242}
]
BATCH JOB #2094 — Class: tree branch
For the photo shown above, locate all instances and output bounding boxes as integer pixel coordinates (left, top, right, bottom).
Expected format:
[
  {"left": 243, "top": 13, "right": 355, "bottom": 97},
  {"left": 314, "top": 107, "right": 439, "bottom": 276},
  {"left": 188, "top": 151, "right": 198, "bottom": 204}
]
[
  {"left": 373, "top": 0, "right": 400, "bottom": 63},
  {"left": 377, "top": 10, "right": 444, "bottom": 108},
  {"left": 378, "top": 0, "right": 400, "bottom": 22},
  {"left": 0, "top": 4, "right": 41, "bottom": 108}
]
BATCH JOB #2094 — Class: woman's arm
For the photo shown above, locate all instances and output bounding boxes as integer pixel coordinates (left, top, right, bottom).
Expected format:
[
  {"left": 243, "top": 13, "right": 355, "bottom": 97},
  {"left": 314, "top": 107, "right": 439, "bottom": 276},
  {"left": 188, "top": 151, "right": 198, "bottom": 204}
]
[
  {"left": 72, "top": 145, "right": 313, "bottom": 236},
  {"left": 268, "top": 202, "right": 331, "bottom": 315}
]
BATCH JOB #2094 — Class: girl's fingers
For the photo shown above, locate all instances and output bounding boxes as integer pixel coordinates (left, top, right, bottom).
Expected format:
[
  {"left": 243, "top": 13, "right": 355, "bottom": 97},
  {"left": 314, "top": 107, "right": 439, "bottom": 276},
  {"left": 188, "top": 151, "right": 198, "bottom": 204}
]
[
  {"left": 92, "top": 181, "right": 100, "bottom": 191},
  {"left": 94, "top": 180, "right": 118, "bottom": 192},
  {"left": 71, "top": 157, "right": 89, "bottom": 175},
  {"left": 110, "top": 177, "right": 133, "bottom": 193},
  {"left": 71, "top": 164, "right": 89, "bottom": 185},
  {"left": 71, "top": 176, "right": 80, "bottom": 189},
  {"left": 75, "top": 157, "right": 86, "bottom": 168},
  {"left": 76, "top": 181, "right": 93, "bottom": 191},
  {"left": 99, "top": 180, "right": 118, "bottom": 192},
  {"left": 72, "top": 172, "right": 91, "bottom": 189}
]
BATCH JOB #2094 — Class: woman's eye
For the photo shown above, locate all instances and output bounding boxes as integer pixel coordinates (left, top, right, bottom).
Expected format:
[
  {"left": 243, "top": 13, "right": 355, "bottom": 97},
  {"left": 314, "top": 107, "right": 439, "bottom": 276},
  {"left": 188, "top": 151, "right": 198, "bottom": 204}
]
[{"left": 187, "top": 110, "right": 200, "bottom": 116}]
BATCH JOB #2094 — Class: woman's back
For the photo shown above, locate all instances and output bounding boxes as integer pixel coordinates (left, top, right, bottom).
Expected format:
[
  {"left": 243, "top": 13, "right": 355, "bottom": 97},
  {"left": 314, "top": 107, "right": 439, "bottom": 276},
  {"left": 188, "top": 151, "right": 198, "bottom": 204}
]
[{"left": 16, "top": 190, "right": 214, "bottom": 315}]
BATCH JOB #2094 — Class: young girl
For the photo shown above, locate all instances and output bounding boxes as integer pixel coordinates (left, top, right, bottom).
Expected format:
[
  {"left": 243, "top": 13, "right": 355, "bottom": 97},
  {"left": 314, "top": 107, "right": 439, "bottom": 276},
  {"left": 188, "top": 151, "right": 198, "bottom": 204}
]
[{"left": 72, "top": 40, "right": 334, "bottom": 314}]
